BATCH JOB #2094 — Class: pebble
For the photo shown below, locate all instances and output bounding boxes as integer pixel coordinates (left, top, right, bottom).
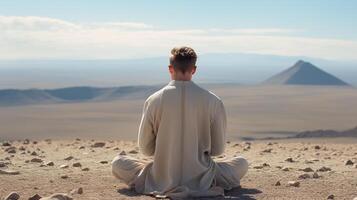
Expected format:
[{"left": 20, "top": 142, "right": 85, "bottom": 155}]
[
  {"left": 287, "top": 181, "right": 300, "bottom": 187},
  {"left": 285, "top": 157, "right": 294, "bottom": 162},
  {"left": 317, "top": 166, "right": 331, "bottom": 172},
  {"left": 0, "top": 169, "right": 20, "bottom": 175},
  {"left": 312, "top": 172, "right": 320, "bottom": 179},
  {"left": 4, "top": 192, "right": 20, "bottom": 200},
  {"left": 39, "top": 193, "right": 73, "bottom": 200},
  {"left": 70, "top": 187, "right": 83, "bottom": 195},
  {"left": 345, "top": 160, "right": 354, "bottom": 166},
  {"left": 61, "top": 175, "right": 69, "bottom": 179},
  {"left": 59, "top": 164, "right": 69, "bottom": 169},
  {"left": 314, "top": 145, "right": 321, "bottom": 150},
  {"left": 100, "top": 161, "right": 109, "bottom": 164},
  {"left": 262, "top": 148, "right": 272, "bottom": 153},
  {"left": 119, "top": 151, "right": 126, "bottom": 155},
  {"left": 298, "top": 173, "right": 311, "bottom": 179},
  {"left": 275, "top": 181, "right": 281, "bottom": 186},
  {"left": 72, "top": 162, "right": 82, "bottom": 167},
  {"left": 2, "top": 141, "right": 11, "bottom": 146},
  {"left": 91, "top": 142, "right": 106, "bottom": 148},
  {"left": 129, "top": 150, "right": 138, "bottom": 154},
  {"left": 64, "top": 156, "right": 74, "bottom": 161},
  {"left": 282, "top": 167, "right": 290, "bottom": 171},
  {"left": 46, "top": 161, "right": 55, "bottom": 166},
  {"left": 300, "top": 167, "right": 314, "bottom": 172},
  {"left": 31, "top": 151, "right": 38, "bottom": 156},
  {"left": 79, "top": 146, "right": 85, "bottom": 149},
  {"left": 82, "top": 167, "right": 90, "bottom": 171},
  {"left": 31, "top": 158, "right": 43, "bottom": 163},
  {"left": 29, "top": 194, "right": 42, "bottom": 200},
  {"left": 327, "top": 194, "right": 335, "bottom": 199}
]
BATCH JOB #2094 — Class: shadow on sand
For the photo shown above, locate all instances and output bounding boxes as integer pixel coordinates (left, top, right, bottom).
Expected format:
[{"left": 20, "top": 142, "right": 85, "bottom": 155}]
[{"left": 117, "top": 187, "right": 262, "bottom": 199}]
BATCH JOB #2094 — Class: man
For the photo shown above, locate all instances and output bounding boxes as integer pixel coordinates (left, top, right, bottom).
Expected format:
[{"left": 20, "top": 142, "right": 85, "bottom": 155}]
[{"left": 112, "top": 47, "right": 248, "bottom": 199}]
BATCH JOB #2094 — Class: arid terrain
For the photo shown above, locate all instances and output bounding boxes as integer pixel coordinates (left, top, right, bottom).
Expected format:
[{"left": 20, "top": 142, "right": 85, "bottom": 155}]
[{"left": 1, "top": 139, "right": 357, "bottom": 199}]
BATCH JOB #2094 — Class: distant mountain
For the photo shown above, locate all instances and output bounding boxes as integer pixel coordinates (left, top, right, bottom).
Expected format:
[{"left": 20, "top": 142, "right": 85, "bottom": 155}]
[
  {"left": 292, "top": 126, "right": 357, "bottom": 138},
  {"left": 263, "top": 60, "right": 350, "bottom": 86},
  {"left": 0, "top": 85, "right": 161, "bottom": 106}
]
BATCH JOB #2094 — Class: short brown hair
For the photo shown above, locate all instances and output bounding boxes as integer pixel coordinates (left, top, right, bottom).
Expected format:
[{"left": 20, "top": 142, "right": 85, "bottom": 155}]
[{"left": 169, "top": 46, "right": 197, "bottom": 73}]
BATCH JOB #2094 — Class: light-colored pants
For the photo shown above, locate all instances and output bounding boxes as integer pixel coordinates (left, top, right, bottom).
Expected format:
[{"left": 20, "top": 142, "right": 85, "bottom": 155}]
[{"left": 111, "top": 155, "right": 248, "bottom": 189}]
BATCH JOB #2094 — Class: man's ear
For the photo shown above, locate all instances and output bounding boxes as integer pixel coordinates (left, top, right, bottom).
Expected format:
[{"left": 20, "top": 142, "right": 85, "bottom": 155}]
[
  {"left": 191, "top": 66, "right": 197, "bottom": 75},
  {"left": 168, "top": 65, "right": 174, "bottom": 74}
]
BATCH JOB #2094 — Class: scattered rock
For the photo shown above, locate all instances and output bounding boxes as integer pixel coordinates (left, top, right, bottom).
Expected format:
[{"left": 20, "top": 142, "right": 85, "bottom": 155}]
[
  {"left": 64, "top": 156, "right": 74, "bottom": 161},
  {"left": 72, "top": 162, "right": 82, "bottom": 167},
  {"left": 0, "top": 169, "right": 20, "bottom": 175},
  {"left": 345, "top": 160, "right": 354, "bottom": 166},
  {"left": 31, "top": 158, "right": 43, "bottom": 163},
  {"left": 314, "top": 145, "right": 321, "bottom": 150},
  {"left": 100, "top": 161, "right": 109, "bottom": 164},
  {"left": 282, "top": 167, "right": 290, "bottom": 171},
  {"left": 300, "top": 167, "right": 314, "bottom": 172},
  {"left": 29, "top": 194, "right": 42, "bottom": 200},
  {"left": 312, "top": 172, "right": 320, "bottom": 179},
  {"left": 4, "top": 192, "right": 20, "bottom": 200},
  {"left": 113, "top": 147, "right": 120, "bottom": 150},
  {"left": 317, "top": 166, "right": 331, "bottom": 172},
  {"left": 19, "top": 146, "right": 26, "bottom": 151},
  {"left": 275, "top": 181, "right": 281, "bottom": 186},
  {"left": 39, "top": 193, "right": 73, "bottom": 200},
  {"left": 79, "top": 146, "right": 85, "bottom": 150},
  {"left": 0, "top": 162, "right": 7, "bottom": 167},
  {"left": 31, "top": 151, "right": 38, "bottom": 156},
  {"left": 59, "top": 164, "right": 69, "bottom": 169},
  {"left": 287, "top": 181, "right": 300, "bottom": 187},
  {"left": 327, "top": 194, "right": 335, "bottom": 199},
  {"left": 6, "top": 147, "right": 17, "bottom": 154},
  {"left": 129, "top": 150, "right": 138, "bottom": 154},
  {"left": 61, "top": 175, "right": 69, "bottom": 179},
  {"left": 285, "top": 157, "right": 294, "bottom": 162},
  {"left": 119, "top": 151, "right": 126, "bottom": 155},
  {"left": 46, "top": 161, "right": 55, "bottom": 166},
  {"left": 91, "top": 142, "right": 106, "bottom": 148},
  {"left": 298, "top": 173, "right": 311, "bottom": 179},
  {"left": 81, "top": 167, "right": 90, "bottom": 171},
  {"left": 23, "top": 139, "right": 30, "bottom": 145},
  {"left": 2, "top": 141, "right": 11, "bottom": 146}
]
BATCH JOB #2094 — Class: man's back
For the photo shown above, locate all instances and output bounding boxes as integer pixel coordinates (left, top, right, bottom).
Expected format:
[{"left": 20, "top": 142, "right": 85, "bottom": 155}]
[{"left": 137, "top": 80, "right": 227, "bottom": 196}]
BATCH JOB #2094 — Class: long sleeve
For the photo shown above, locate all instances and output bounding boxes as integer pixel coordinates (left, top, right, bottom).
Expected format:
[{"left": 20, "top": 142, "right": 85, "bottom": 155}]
[
  {"left": 138, "top": 99, "right": 156, "bottom": 156},
  {"left": 210, "top": 99, "right": 227, "bottom": 156}
]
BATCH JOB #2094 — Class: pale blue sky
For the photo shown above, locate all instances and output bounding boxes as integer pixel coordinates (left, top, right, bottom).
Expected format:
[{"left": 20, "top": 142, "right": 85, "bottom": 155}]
[{"left": 0, "top": 0, "right": 356, "bottom": 60}]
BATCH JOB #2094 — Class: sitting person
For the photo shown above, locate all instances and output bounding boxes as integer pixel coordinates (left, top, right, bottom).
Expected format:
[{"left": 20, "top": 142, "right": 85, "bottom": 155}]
[{"left": 112, "top": 46, "right": 248, "bottom": 199}]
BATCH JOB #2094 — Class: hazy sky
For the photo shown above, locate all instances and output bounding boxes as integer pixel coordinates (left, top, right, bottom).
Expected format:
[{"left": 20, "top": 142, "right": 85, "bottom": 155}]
[{"left": 1, "top": 0, "right": 356, "bottom": 60}]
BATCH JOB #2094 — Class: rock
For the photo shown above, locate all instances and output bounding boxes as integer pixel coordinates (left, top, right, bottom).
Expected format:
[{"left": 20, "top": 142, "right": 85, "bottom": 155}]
[
  {"left": 129, "top": 150, "right": 138, "bottom": 154},
  {"left": 327, "top": 194, "right": 335, "bottom": 199},
  {"left": 285, "top": 157, "right": 294, "bottom": 162},
  {"left": 72, "top": 162, "right": 82, "bottom": 167},
  {"left": 0, "top": 162, "right": 7, "bottom": 167},
  {"left": 275, "top": 181, "right": 281, "bottom": 186},
  {"left": 31, "top": 158, "right": 43, "bottom": 163},
  {"left": 46, "top": 161, "right": 55, "bottom": 166},
  {"left": 6, "top": 147, "right": 16, "bottom": 154},
  {"left": 39, "top": 193, "right": 73, "bottom": 200},
  {"left": 312, "top": 172, "right": 320, "bottom": 179},
  {"left": 345, "top": 160, "right": 354, "bottom": 166},
  {"left": 64, "top": 156, "right": 74, "bottom": 161},
  {"left": 298, "top": 173, "right": 311, "bottom": 179},
  {"left": 70, "top": 187, "right": 83, "bottom": 195},
  {"left": 2, "top": 141, "right": 11, "bottom": 146},
  {"left": 19, "top": 146, "right": 26, "bottom": 151},
  {"left": 4, "top": 192, "right": 20, "bottom": 200},
  {"left": 314, "top": 145, "right": 321, "bottom": 150},
  {"left": 282, "top": 167, "right": 290, "bottom": 171},
  {"left": 81, "top": 167, "right": 90, "bottom": 171},
  {"left": 113, "top": 147, "right": 120, "bottom": 150},
  {"left": 79, "top": 146, "right": 85, "bottom": 149},
  {"left": 61, "top": 175, "right": 69, "bottom": 179},
  {"left": 91, "top": 142, "right": 106, "bottom": 148},
  {"left": 0, "top": 169, "right": 20, "bottom": 175},
  {"left": 100, "top": 161, "right": 108, "bottom": 164},
  {"left": 59, "top": 164, "right": 69, "bottom": 169},
  {"left": 31, "top": 151, "right": 38, "bottom": 156},
  {"left": 288, "top": 181, "right": 300, "bottom": 187},
  {"left": 300, "top": 167, "right": 314, "bottom": 172},
  {"left": 29, "top": 194, "right": 42, "bottom": 200},
  {"left": 262, "top": 148, "right": 273, "bottom": 153},
  {"left": 317, "top": 166, "right": 331, "bottom": 172},
  {"left": 23, "top": 139, "right": 30, "bottom": 144},
  {"left": 119, "top": 151, "right": 126, "bottom": 155}
]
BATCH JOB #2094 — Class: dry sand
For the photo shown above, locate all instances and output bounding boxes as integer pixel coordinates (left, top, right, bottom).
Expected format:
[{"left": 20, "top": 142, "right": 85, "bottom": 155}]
[{"left": 1, "top": 139, "right": 357, "bottom": 200}]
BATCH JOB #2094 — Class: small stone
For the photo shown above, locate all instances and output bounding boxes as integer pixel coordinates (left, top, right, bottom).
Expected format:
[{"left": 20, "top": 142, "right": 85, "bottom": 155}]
[
  {"left": 282, "top": 167, "right": 290, "bottom": 171},
  {"left": 313, "top": 172, "right": 320, "bottom": 179},
  {"left": 288, "top": 181, "right": 300, "bottom": 187},
  {"left": 0, "top": 162, "right": 7, "bottom": 167},
  {"left": 314, "top": 145, "right": 321, "bottom": 150},
  {"left": 300, "top": 167, "right": 314, "bottom": 172},
  {"left": 113, "top": 147, "right": 120, "bottom": 150},
  {"left": 19, "top": 146, "right": 26, "bottom": 151},
  {"left": 31, "top": 151, "right": 38, "bottom": 156},
  {"left": 119, "top": 151, "right": 126, "bottom": 155},
  {"left": 4, "top": 192, "right": 20, "bottom": 200},
  {"left": 82, "top": 167, "right": 90, "bottom": 171},
  {"left": 40, "top": 193, "right": 73, "bottom": 200},
  {"left": 30, "top": 158, "right": 43, "bottom": 163},
  {"left": 298, "top": 173, "right": 311, "bottom": 179},
  {"left": 91, "top": 142, "right": 106, "bottom": 148},
  {"left": 23, "top": 139, "right": 30, "bottom": 144},
  {"left": 100, "top": 161, "right": 108, "bottom": 164},
  {"left": 129, "top": 150, "right": 138, "bottom": 154},
  {"left": 61, "top": 175, "right": 69, "bottom": 179},
  {"left": 317, "top": 166, "right": 331, "bottom": 172},
  {"left": 64, "top": 156, "right": 74, "bottom": 161},
  {"left": 79, "top": 146, "right": 85, "bottom": 149},
  {"left": 59, "top": 164, "right": 69, "bottom": 169},
  {"left": 70, "top": 187, "right": 83, "bottom": 195},
  {"left": 327, "top": 194, "right": 335, "bottom": 199},
  {"left": 6, "top": 147, "right": 16, "bottom": 154},
  {"left": 72, "top": 162, "right": 82, "bottom": 167},
  {"left": 262, "top": 149, "right": 273, "bottom": 153},
  {"left": 345, "top": 160, "right": 354, "bottom": 166},
  {"left": 28, "top": 194, "right": 42, "bottom": 200},
  {"left": 275, "top": 181, "right": 281, "bottom": 186},
  {"left": 285, "top": 157, "right": 294, "bottom": 162},
  {"left": 2, "top": 141, "right": 11, "bottom": 146},
  {"left": 0, "top": 169, "right": 20, "bottom": 175},
  {"left": 46, "top": 161, "right": 54, "bottom": 166}
]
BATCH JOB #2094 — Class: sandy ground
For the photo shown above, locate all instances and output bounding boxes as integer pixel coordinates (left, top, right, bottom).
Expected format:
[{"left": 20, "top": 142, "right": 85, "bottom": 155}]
[{"left": 1, "top": 139, "right": 357, "bottom": 200}]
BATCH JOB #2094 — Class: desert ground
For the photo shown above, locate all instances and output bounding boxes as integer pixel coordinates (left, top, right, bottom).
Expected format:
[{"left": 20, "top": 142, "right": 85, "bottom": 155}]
[
  {"left": 1, "top": 85, "right": 357, "bottom": 141},
  {"left": 1, "top": 138, "right": 357, "bottom": 200}
]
